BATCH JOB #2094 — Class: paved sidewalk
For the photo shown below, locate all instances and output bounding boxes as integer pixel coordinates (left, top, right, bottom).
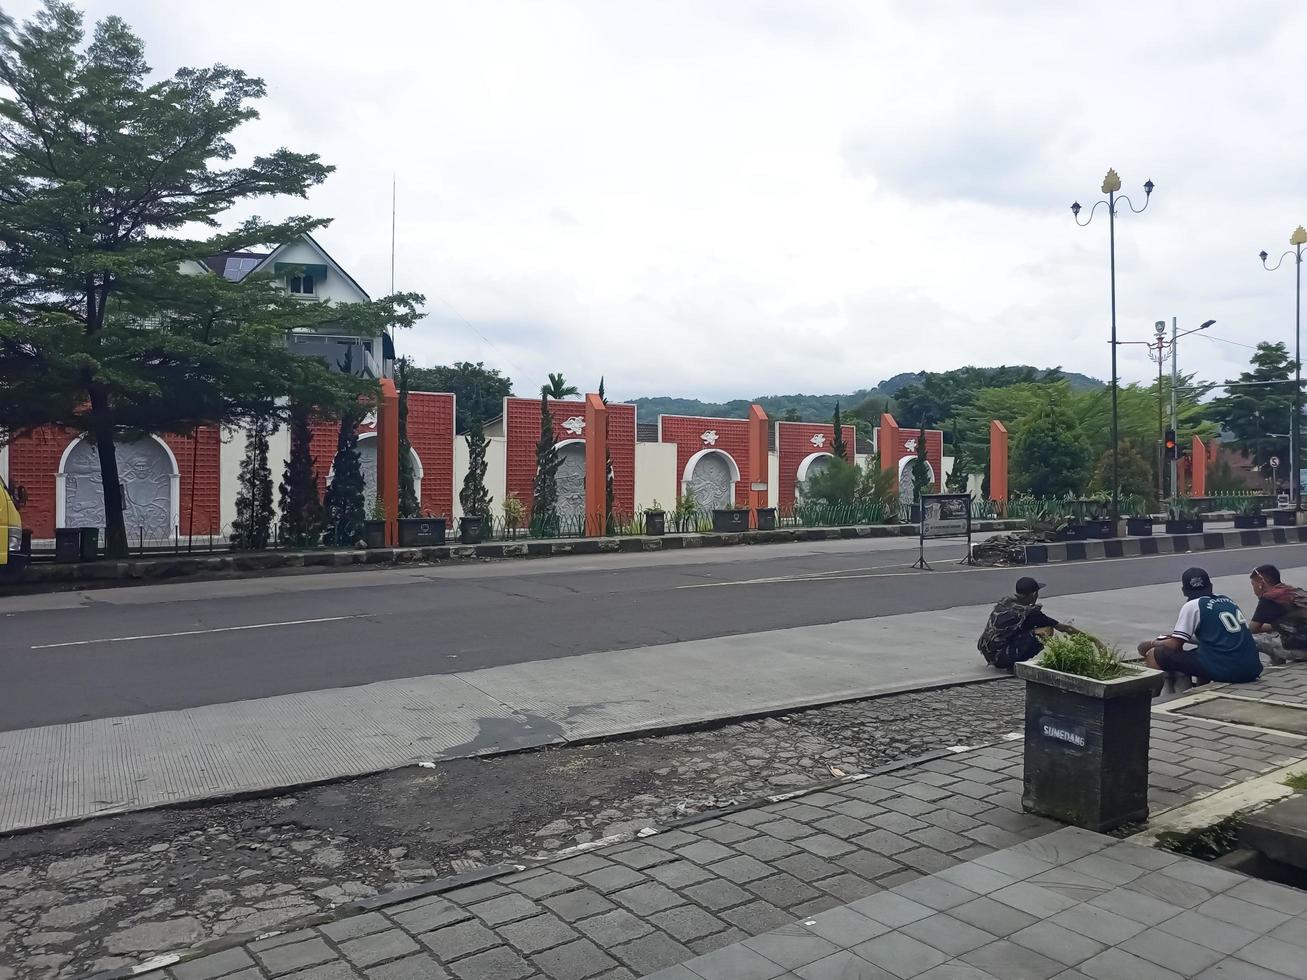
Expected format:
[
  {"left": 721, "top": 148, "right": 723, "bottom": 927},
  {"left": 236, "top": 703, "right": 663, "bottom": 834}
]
[
  {"left": 109, "top": 665, "right": 1307, "bottom": 980},
  {"left": 7, "top": 568, "right": 1300, "bottom": 835}
]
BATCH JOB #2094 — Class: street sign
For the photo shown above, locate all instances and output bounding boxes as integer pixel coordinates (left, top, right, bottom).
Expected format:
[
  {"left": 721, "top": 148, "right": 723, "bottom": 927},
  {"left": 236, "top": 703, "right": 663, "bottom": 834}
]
[
  {"left": 1271, "top": 456, "right": 1281, "bottom": 468},
  {"left": 915, "top": 493, "right": 974, "bottom": 570}
]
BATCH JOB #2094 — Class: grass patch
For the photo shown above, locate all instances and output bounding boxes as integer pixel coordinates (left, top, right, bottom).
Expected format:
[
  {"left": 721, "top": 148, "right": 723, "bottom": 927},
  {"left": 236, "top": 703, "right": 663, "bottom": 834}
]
[
  {"left": 1038, "top": 632, "right": 1127, "bottom": 681},
  {"left": 1285, "top": 772, "right": 1307, "bottom": 792},
  {"left": 1156, "top": 814, "right": 1245, "bottom": 860}
]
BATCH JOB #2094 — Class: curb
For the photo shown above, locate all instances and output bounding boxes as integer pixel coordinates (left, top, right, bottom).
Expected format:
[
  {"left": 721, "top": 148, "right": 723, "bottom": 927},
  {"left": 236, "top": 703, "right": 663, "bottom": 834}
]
[
  {"left": 5, "top": 520, "right": 1024, "bottom": 594},
  {"left": 1023, "top": 524, "right": 1307, "bottom": 564}
]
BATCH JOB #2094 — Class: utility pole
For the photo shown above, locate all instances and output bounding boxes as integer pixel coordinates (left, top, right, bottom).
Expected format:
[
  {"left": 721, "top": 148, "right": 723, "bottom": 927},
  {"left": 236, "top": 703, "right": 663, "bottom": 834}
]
[{"left": 1170, "top": 316, "right": 1178, "bottom": 499}]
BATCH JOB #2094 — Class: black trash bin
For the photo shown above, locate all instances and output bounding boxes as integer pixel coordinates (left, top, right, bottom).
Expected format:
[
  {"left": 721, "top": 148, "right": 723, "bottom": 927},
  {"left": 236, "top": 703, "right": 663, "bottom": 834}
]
[
  {"left": 398, "top": 517, "right": 446, "bottom": 546},
  {"left": 55, "top": 527, "right": 98, "bottom": 563}
]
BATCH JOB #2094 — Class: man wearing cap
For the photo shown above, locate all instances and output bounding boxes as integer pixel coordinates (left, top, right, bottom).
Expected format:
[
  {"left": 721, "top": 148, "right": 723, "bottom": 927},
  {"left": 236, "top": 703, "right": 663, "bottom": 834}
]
[
  {"left": 1137, "top": 567, "right": 1263, "bottom": 684},
  {"left": 978, "top": 577, "right": 1079, "bottom": 671}
]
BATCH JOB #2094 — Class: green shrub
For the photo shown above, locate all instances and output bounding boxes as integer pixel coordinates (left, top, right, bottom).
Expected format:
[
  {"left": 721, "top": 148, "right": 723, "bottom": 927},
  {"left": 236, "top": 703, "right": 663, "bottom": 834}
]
[{"left": 1038, "top": 632, "right": 1127, "bottom": 680}]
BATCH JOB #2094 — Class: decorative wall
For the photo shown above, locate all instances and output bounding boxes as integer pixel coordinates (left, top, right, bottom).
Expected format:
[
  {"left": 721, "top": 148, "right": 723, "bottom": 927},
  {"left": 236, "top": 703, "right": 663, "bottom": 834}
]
[
  {"left": 659, "top": 415, "right": 750, "bottom": 507},
  {"left": 777, "top": 421, "right": 858, "bottom": 510},
  {"left": 64, "top": 436, "right": 175, "bottom": 539}
]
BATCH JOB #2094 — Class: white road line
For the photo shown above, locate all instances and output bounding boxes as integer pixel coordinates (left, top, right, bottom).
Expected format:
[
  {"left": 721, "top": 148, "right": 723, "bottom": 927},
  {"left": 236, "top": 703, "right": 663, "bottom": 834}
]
[{"left": 30, "top": 615, "right": 364, "bottom": 650}]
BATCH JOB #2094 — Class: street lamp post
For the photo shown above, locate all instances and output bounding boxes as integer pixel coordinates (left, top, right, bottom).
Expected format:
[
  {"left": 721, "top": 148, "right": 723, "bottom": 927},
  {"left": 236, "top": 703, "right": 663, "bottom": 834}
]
[
  {"left": 1072, "top": 169, "right": 1154, "bottom": 523},
  {"left": 1260, "top": 225, "right": 1307, "bottom": 511}
]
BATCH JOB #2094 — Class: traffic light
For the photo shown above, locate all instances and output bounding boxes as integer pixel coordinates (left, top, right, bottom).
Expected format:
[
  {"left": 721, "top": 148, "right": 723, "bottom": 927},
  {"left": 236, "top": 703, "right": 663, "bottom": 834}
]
[{"left": 1164, "top": 429, "right": 1177, "bottom": 459}]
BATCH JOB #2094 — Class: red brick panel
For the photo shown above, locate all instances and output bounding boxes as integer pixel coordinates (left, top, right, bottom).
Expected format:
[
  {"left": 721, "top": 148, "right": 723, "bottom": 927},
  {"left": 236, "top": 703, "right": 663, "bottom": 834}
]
[
  {"left": 308, "top": 419, "right": 341, "bottom": 498},
  {"left": 7, "top": 425, "right": 69, "bottom": 538},
  {"left": 777, "top": 422, "right": 858, "bottom": 510},
  {"left": 879, "top": 427, "right": 945, "bottom": 491},
  {"left": 505, "top": 397, "right": 635, "bottom": 518},
  {"left": 408, "top": 392, "right": 455, "bottom": 519},
  {"left": 659, "top": 415, "right": 750, "bottom": 506},
  {"left": 164, "top": 427, "right": 222, "bottom": 538}
]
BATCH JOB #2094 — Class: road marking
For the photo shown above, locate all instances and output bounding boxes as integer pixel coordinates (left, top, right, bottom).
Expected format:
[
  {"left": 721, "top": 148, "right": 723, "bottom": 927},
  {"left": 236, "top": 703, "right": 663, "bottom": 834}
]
[{"left": 30, "top": 615, "right": 364, "bottom": 650}]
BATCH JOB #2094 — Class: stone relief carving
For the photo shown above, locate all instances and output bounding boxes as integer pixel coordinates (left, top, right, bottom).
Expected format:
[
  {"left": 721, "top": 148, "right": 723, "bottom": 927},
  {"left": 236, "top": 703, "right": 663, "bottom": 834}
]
[
  {"left": 555, "top": 443, "right": 587, "bottom": 527},
  {"left": 356, "top": 439, "right": 419, "bottom": 509},
  {"left": 700, "top": 430, "right": 718, "bottom": 445},
  {"left": 562, "top": 416, "right": 585, "bottom": 435},
  {"left": 64, "top": 437, "right": 173, "bottom": 538},
  {"left": 687, "top": 452, "right": 732, "bottom": 512},
  {"left": 810, "top": 433, "right": 826, "bottom": 447},
  {"left": 898, "top": 457, "right": 936, "bottom": 502}
]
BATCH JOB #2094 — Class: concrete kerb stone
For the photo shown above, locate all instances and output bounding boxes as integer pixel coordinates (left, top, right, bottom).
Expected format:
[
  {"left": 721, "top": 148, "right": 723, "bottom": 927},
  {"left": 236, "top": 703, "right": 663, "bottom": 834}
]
[
  {"left": 1026, "top": 524, "right": 1307, "bottom": 564},
  {"left": 6, "top": 520, "right": 1024, "bottom": 594}
]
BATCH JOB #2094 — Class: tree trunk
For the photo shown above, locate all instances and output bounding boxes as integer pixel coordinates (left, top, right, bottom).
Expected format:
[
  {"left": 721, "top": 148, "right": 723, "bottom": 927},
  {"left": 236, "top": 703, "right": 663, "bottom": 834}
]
[{"left": 88, "top": 384, "right": 129, "bottom": 558}]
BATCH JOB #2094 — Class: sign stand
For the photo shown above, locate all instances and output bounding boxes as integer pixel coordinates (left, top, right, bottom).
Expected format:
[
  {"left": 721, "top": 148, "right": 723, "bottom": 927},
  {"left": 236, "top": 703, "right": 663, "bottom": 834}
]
[{"left": 916, "top": 493, "right": 974, "bottom": 571}]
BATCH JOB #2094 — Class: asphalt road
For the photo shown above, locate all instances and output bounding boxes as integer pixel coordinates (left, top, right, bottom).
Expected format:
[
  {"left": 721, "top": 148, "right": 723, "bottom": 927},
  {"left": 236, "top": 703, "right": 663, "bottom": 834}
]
[{"left": 3, "top": 536, "right": 1304, "bottom": 731}]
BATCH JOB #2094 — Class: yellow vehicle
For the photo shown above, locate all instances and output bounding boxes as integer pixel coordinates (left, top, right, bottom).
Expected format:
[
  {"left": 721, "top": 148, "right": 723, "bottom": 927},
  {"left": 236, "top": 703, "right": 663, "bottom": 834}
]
[{"left": 1, "top": 475, "right": 26, "bottom": 573}]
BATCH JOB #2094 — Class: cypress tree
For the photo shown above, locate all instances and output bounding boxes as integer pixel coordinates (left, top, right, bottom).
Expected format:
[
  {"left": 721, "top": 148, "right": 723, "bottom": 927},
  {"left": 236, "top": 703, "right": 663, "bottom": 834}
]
[
  {"left": 599, "top": 377, "right": 615, "bottom": 533},
  {"left": 832, "top": 402, "right": 848, "bottom": 461},
  {"left": 460, "top": 413, "right": 493, "bottom": 528},
  {"left": 910, "top": 423, "right": 932, "bottom": 502},
  {"left": 323, "top": 406, "right": 366, "bottom": 545},
  {"left": 397, "top": 358, "right": 420, "bottom": 518},
  {"left": 231, "top": 413, "right": 275, "bottom": 550},
  {"left": 532, "top": 392, "right": 562, "bottom": 534},
  {"left": 278, "top": 405, "right": 324, "bottom": 547}
]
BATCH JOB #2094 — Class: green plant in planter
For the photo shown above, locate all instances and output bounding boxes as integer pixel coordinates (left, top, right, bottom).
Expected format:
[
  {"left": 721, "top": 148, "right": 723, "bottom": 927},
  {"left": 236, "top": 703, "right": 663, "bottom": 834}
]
[
  {"left": 671, "top": 494, "right": 700, "bottom": 533},
  {"left": 369, "top": 498, "right": 385, "bottom": 521},
  {"left": 647, "top": 499, "right": 664, "bottom": 513},
  {"left": 1038, "top": 632, "right": 1128, "bottom": 681},
  {"left": 1167, "top": 496, "right": 1200, "bottom": 520},
  {"left": 1237, "top": 497, "right": 1264, "bottom": 516},
  {"left": 502, "top": 493, "right": 525, "bottom": 537}
]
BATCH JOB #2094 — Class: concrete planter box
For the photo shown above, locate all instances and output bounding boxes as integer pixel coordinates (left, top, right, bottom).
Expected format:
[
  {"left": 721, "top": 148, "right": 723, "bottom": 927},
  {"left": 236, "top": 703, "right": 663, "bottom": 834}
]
[
  {"left": 1056, "top": 523, "right": 1089, "bottom": 541},
  {"left": 1234, "top": 514, "right": 1268, "bottom": 529},
  {"left": 644, "top": 510, "right": 666, "bottom": 536},
  {"left": 1014, "top": 661, "right": 1165, "bottom": 832},
  {"left": 1126, "top": 517, "right": 1154, "bottom": 536},
  {"left": 1083, "top": 519, "right": 1116, "bottom": 539},
  {"left": 458, "top": 515, "right": 484, "bottom": 544},
  {"left": 755, "top": 507, "right": 777, "bottom": 531},
  {"left": 711, "top": 509, "right": 748, "bottom": 533},
  {"left": 1272, "top": 509, "right": 1298, "bottom": 527},
  {"left": 362, "top": 520, "right": 386, "bottom": 550},
  {"left": 398, "top": 517, "right": 446, "bottom": 547},
  {"left": 1164, "top": 518, "right": 1203, "bottom": 535}
]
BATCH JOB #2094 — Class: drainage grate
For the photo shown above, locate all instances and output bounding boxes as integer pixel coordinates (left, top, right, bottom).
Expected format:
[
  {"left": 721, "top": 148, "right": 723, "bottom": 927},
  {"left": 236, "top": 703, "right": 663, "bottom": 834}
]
[{"left": 1173, "top": 696, "right": 1307, "bottom": 736}]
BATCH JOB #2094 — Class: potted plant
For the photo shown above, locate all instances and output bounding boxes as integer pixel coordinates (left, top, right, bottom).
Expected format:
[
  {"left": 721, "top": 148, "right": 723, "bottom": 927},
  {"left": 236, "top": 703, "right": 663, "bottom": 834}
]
[
  {"left": 1080, "top": 496, "right": 1115, "bottom": 539},
  {"left": 363, "top": 499, "right": 387, "bottom": 549},
  {"left": 671, "top": 494, "right": 699, "bottom": 534},
  {"left": 458, "top": 513, "right": 485, "bottom": 544},
  {"left": 1053, "top": 501, "right": 1088, "bottom": 541},
  {"left": 398, "top": 510, "right": 447, "bottom": 546},
  {"left": 644, "top": 500, "right": 666, "bottom": 536},
  {"left": 1234, "top": 497, "right": 1268, "bottom": 530},
  {"left": 1014, "top": 633, "right": 1164, "bottom": 831},
  {"left": 1164, "top": 496, "right": 1203, "bottom": 535},
  {"left": 1125, "top": 513, "right": 1154, "bottom": 536},
  {"left": 711, "top": 505, "right": 749, "bottom": 533},
  {"left": 1272, "top": 505, "right": 1298, "bottom": 527},
  {"left": 755, "top": 506, "right": 777, "bottom": 531},
  {"left": 502, "top": 494, "right": 525, "bottom": 539}
]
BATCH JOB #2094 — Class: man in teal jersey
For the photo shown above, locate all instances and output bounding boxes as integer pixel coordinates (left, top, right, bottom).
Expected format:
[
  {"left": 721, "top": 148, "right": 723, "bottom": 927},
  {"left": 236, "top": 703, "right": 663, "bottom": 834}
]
[{"left": 1137, "top": 567, "right": 1263, "bottom": 684}]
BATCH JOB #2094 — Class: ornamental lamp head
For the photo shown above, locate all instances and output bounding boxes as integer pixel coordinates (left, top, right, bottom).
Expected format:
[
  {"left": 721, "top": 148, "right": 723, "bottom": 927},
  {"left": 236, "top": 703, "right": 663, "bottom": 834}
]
[
  {"left": 1101, "top": 169, "right": 1122, "bottom": 194},
  {"left": 1070, "top": 201, "right": 1081, "bottom": 217},
  {"left": 1291, "top": 226, "right": 1307, "bottom": 246}
]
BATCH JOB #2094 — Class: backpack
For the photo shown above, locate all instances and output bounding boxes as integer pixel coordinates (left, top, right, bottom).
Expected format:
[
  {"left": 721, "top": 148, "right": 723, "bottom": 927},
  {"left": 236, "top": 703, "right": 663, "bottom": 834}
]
[
  {"left": 1269, "top": 585, "right": 1307, "bottom": 646},
  {"left": 978, "top": 597, "right": 1033, "bottom": 664}
]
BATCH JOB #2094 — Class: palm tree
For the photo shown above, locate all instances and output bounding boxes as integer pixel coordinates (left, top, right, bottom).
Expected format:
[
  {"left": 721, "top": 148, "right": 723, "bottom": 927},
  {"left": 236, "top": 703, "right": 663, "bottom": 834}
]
[{"left": 541, "top": 373, "right": 579, "bottom": 400}]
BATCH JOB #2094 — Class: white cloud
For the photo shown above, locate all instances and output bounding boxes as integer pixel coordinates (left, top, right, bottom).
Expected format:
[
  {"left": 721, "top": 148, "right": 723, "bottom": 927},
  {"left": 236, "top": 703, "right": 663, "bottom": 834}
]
[{"left": 13, "top": 0, "right": 1307, "bottom": 403}]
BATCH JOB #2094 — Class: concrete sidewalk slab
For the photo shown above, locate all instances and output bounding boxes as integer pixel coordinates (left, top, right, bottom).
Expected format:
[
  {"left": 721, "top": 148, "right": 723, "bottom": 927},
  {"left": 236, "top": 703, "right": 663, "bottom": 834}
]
[{"left": 1, "top": 568, "right": 1297, "bottom": 835}]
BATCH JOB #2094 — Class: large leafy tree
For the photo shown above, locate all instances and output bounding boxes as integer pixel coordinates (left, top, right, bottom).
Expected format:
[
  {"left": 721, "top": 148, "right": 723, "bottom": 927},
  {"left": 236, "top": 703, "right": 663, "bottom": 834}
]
[
  {"left": 542, "top": 372, "right": 578, "bottom": 400},
  {"left": 406, "top": 360, "right": 511, "bottom": 434},
  {"left": 1208, "top": 341, "right": 1299, "bottom": 474},
  {"left": 0, "top": 3, "right": 420, "bottom": 556},
  {"left": 1011, "top": 392, "right": 1092, "bottom": 497}
]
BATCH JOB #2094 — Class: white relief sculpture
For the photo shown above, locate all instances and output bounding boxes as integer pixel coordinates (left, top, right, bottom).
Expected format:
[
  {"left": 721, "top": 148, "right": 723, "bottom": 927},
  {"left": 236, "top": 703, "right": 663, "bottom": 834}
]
[
  {"left": 904, "top": 438, "right": 918, "bottom": 453},
  {"left": 562, "top": 416, "right": 586, "bottom": 435},
  {"left": 687, "top": 452, "right": 732, "bottom": 512},
  {"left": 64, "top": 437, "right": 174, "bottom": 538},
  {"left": 700, "top": 430, "right": 719, "bottom": 446},
  {"left": 810, "top": 433, "right": 826, "bottom": 448},
  {"left": 555, "top": 443, "right": 587, "bottom": 527}
]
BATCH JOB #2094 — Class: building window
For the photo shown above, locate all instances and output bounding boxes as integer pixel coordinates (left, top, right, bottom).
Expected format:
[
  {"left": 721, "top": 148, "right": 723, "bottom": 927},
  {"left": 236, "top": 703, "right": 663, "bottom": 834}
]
[{"left": 289, "top": 274, "right": 315, "bottom": 295}]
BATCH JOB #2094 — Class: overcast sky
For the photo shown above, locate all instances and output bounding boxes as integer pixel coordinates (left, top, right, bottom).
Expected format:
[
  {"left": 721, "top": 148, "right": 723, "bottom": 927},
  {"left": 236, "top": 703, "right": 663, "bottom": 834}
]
[{"left": 14, "top": 0, "right": 1307, "bottom": 401}]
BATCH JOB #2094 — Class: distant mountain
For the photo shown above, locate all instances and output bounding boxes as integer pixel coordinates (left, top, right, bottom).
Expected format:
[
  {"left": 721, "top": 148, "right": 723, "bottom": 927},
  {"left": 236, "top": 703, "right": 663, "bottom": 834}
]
[{"left": 877, "top": 367, "right": 1104, "bottom": 396}]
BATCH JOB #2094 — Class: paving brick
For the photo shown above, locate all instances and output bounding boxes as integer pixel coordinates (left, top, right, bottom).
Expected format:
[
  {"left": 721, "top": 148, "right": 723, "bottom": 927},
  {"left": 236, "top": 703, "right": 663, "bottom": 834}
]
[
  {"left": 1193, "top": 893, "right": 1292, "bottom": 933},
  {"left": 791, "top": 894, "right": 844, "bottom": 919},
  {"left": 576, "top": 909, "right": 654, "bottom": 946},
  {"left": 1227, "top": 877, "right": 1307, "bottom": 915},
  {"left": 934, "top": 863, "right": 1016, "bottom": 897},
  {"left": 719, "top": 899, "right": 791, "bottom": 935},
  {"left": 612, "top": 880, "right": 685, "bottom": 916},
  {"left": 851, "top": 829, "right": 915, "bottom": 855},
  {"left": 417, "top": 919, "right": 501, "bottom": 961},
  {"left": 339, "top": 929, "right": 421, "bottom": 969},
  {"left": 784, "top": 804, "right": 831, "bottom": 822},
  {"left": 609, "top": 844, "right": 676, "bottom": 870},
  {"left": 468, "top": 892, "right": 545, "bottom": 926},
  {"left": 847, "top": 891, "right": 934, "bottom": 928},
  {"left": 674, "top": 840, "right": 736, "bottom": 865},
  {"left": 256, "top": 938, "right": 338, "bottom": 976},
  {"left": 746, "top": 872, "right": 821, "bottom": 909},
  {"left": 851, "top": 930, "right": 950, "bottom": 978},
  {"left": 1119, "top": 928, "right": 1225, "bottom": 976},
  {"left": 579, "top": 865, "right": 646, "bottom": 893},
  {"left": 449, "top": 945, "right": 534, "bottom": 980},
  {"left": 813, "top": 873, "right": 879, "bottom": 903},
  {"left": 172, "top": 948, "right": 257, "bottom": 980},
  {"left": 389, "top": 898, "right": 470, "bottom": 934},
  {"left": 908, "top": 826, "right": 975, "bottom": 854},
  {"left": 1123, "top": 869, "right": 1214, "bottom": 909},
  {"left": 1048, "top": 905, "right": 1145, "bottom": 946},
  {"left": 647, "top": 860, "right": 714, "bottom": 889},
  {"left": 1009, "top": 921, "right": 1105, "bottom": 966},
  {"left": 550, "top": 854, "right": 614, "bottom": 876},
  {"left": 542, "top": 888, "right": 616, "bottom": 922},
  {"left": 321, "top": 913, "right": 393, "bottom": 943},
  {"left": 442, "top": 882, "right": 508, "bottom": 906},
  {"left": 880, "top": 795, "right": 938, "bottom": 817},
  {"left": 696, "top": 822, "right": 757, "bottom": 845},
  {"left": 707, "top": 854, "right": 775, "bottom": 883},
  {"left": 812, "top": 814, "right": 875, "bottom": 838},
  {"left": 648, "top": 904, "right": 727, "bottom": 942},
  {"left": 897, "top": 846, "right": 955, "bottom": 875},
  {"left": 800, "top": 906, "right": 889, "bottom": 946},
  {"left": 734, "top": 836, "right": 801, "bottom": 861},
  {"left": 276, "top": 964, "right": 361, "bottom": 980},
  {"left": 680, "top": 941, "right": 788, "bottom": 980},
  {"left": 775, "top": 852, "right": 845, "bottom": 881},
  {"left": 496, "top": 913, "right": 578, "bottom": 955},
  {"left": 961, "top": 939, "right": 1063, "bottom": 980},
  {"left": 250, "top": 930, "right": 321, "bottom": 952},
  {"left": 531, "top": 938, "right": 619, "bottom": 979},
  {"left": 828, "top": 799, "right": 885, "bottom": 820},
  {"left": 893, "top": 876, "right": 980, "bottom": 912},
  {"left": 835, "top": 849, "right": 903, "bottom": 881},
  {"left": 793, "top": 834, "right": 857, "bottom": 859},
  {"left": 1077, "top": 947, "right": 1183, "bottom": 980},
  {"left": 509, "top": 871, "right": 580, "bottom": 900},
  {"left": 687, "top": 925, "right": 750, "bottom": 956},
  {"left": 1234, "top": 935, "right": 1307, "bottom": 976},
  {"left": 902, "top": 912, "right": 998, "bottom": 957},
  {"left": 684, "top": 879, "right": 754, "bottom": 911},
  {"left": 742, "top": 925, "right": 840, "bottom": 971},
  {"left": 993, "top": 882, "right": 1079, "bottom": 917},
  {"left": 611, "top": 931, "right": 694, "bottom": 975},
  {"left": 868, "top": 810, "right": 929, "bottom": 835},
  {"left": 363, "top": 953, "right": 450, "bottom": 980},
  {"left": 755, "top": 818, "right": 815, "bottom": 841}
]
